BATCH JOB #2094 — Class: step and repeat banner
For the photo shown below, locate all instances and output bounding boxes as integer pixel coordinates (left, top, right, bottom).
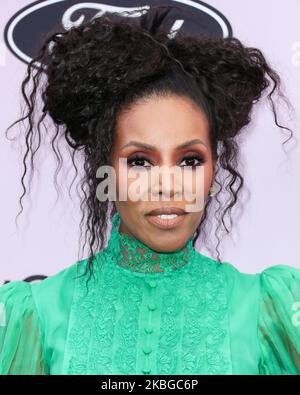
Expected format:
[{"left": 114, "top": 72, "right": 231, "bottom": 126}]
[{"left": 1, "top": 1, "right": 300, "bottom": 284}]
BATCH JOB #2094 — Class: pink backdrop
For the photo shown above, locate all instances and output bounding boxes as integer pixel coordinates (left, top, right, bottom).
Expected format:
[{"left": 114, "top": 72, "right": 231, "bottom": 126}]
[{"left": 1, "top": 0, "right": 299, "bottom": 284}]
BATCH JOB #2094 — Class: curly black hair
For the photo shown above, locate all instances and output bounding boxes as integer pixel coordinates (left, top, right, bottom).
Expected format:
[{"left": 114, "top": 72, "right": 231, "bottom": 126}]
[{"left": 5, "top": 5, "right": 295, "bottom": 289}]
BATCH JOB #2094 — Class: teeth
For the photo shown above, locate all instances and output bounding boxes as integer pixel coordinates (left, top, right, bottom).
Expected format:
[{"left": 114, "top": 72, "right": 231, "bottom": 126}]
[{"left": 157, "top": 214, "right": 178, "bottom": 219}]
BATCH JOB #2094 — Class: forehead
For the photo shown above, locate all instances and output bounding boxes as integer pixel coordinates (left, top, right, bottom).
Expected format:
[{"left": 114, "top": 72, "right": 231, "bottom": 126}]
[{"left": 115, "top": 95, "right": 210, "bottom": 149}]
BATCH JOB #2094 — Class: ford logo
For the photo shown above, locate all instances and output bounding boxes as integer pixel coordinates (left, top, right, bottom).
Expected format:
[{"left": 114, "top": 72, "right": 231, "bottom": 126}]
[{"left": 4, "top": 1, "right": 232, "bottom": 66}]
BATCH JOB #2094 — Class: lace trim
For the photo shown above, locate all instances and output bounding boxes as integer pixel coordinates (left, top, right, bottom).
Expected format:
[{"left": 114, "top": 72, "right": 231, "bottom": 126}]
[{"left": 103, "top": 211, "right": 194, "bottom": 274}]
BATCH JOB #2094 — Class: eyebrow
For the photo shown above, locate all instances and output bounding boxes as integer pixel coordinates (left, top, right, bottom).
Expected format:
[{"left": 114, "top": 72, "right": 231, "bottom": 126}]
[{"left": 121, "top": 139, "right": 207, "bottom": 151}]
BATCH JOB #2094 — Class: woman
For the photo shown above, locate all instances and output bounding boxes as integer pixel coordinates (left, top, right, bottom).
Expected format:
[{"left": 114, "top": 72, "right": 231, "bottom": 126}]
[{"left": 0, "top": 6, "right": 299, "bottom": 375}]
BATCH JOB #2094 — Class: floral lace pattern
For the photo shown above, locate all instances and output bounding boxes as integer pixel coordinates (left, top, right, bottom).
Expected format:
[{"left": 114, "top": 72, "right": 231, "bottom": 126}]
[
  {"left": 104, "top": 211, "right": 194, "bottom": 274},
  {"left": 63, "top": 212, "right": 232, "bottom": 374}
]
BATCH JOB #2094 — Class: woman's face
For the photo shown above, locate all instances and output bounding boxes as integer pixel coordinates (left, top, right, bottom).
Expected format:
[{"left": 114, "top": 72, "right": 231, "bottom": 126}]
[{"left": 111, "top": 94, "right": 216, "bottom": 252}]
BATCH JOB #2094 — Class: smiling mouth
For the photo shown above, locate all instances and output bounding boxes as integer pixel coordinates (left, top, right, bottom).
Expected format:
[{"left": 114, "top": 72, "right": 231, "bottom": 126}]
[{"left": 145, "top": 213, "right": 188, "bottom": 229}]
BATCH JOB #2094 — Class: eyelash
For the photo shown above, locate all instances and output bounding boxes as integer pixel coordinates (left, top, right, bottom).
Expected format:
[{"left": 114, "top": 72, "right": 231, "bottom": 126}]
[{"left": 127, "top": 154, "right": 205, "bottom": 168}]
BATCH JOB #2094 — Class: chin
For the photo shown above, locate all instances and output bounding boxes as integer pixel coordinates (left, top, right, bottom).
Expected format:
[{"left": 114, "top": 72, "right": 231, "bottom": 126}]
[{"left": 146, "top": 235, "right": 187, "bottom": 253}]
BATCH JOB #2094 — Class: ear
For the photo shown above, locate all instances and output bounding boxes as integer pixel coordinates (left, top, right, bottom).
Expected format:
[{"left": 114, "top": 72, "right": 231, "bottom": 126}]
[{"left": 212, "top": 156, "right": 218, "bottom": 179}]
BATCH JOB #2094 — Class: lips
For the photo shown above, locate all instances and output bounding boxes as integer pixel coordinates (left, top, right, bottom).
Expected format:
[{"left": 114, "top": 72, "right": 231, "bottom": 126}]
[
  {"left": 146, "top": 207, "right": 187, "bottom": 216},
  {"left": 145, "top": 207, "right": 188, "bottom": 230}
]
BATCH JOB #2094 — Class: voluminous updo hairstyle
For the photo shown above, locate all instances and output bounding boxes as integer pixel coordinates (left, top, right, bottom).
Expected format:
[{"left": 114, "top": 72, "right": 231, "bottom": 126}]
[{"left": 5, "top": 5, "right": 294, "bottom": 286}]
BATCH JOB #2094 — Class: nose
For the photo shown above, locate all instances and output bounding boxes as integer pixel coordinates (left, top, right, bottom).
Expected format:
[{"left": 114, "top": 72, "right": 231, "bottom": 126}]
[{"left": 151, "top": 165, "right": 183, "bottom": 201}]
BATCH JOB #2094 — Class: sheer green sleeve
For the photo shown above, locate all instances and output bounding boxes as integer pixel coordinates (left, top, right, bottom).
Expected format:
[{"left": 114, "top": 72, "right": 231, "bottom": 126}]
[
  {"left": 0, "top": 281, "right": 49, "bottom": 375},
  {"left": 258, "top": 265, "right": 300, "bottom": 375}
]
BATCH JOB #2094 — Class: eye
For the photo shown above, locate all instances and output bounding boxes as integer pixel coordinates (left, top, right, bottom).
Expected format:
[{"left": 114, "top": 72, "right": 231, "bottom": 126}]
[
  {"left": 127, "top": 155, "right": 152, "bottom": 168},
  {"left": 180, "top": 155, "right": 205, "bottom": 167}
]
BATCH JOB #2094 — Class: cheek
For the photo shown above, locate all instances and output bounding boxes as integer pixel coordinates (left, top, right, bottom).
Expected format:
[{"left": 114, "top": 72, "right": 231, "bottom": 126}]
[{"left": 184, "top": 164, "right": 212, "bottom": 195}]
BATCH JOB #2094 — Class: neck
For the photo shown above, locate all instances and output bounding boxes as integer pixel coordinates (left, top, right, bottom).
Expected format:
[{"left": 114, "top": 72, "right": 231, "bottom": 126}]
[{"left": 103, "top": 211, "right": 196, "bottom": 275}]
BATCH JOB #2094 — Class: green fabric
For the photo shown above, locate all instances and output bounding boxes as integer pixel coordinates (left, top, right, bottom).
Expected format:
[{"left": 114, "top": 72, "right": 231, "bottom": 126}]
[{"left": 0, "top": 211, "right": 300, "bottom": 375}]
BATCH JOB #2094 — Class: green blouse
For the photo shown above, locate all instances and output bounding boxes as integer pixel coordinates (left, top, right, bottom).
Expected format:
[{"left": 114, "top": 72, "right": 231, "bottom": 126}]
[{"left": 0, "top": 211, "right": 300, "bottom": 375}]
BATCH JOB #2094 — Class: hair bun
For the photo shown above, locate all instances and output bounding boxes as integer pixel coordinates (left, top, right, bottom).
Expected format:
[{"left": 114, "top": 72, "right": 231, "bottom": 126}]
[{"left": 139, "top": 5, "right": 176, "bottom": 35}]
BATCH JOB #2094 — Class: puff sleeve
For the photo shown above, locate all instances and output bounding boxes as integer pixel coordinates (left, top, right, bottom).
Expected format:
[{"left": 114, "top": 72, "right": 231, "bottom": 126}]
[
  {"left": 0, "top": 281, "right": 49, "bottom": 375},
  {"left": 258, "top": 265, "right": 300, "bottom": 375}
]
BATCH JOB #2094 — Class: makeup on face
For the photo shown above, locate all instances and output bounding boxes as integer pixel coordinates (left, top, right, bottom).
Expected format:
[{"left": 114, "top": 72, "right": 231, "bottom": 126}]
[{"left": 112, "top": 95, "right": 215, "bottom": 249}]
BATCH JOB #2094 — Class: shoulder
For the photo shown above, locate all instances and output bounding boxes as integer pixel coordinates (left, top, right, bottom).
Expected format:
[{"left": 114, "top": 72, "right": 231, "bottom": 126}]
[
  {"left": 0, "top": 259, "right": 84, "bottom": 327},
  {"left": 0, "top": 280, "right": 33, "bottom": 320},
  {"left": 29, "top": 260, "right": 87, "bottom": 324},
  {"left": 196, "top": 253, "right": 260, "bottom": 290},
  {"left": 0, "top": 279, "right": 31, "bottom": 298},
  {"left": 259, "top": 264, "right": 300, "bottom": 287},
  {"left": 30, "top": 259, "right": 80, "bottom": 299},
  {"left": 193, "top": 253, "right": 261, "bottom": 307},
  {"left": 195, "top": 257, "right": 296, "bottom": 300},
  {"left": 215, "top": 261, "right": 300, "bottom": 325},
  {"left": 222, "top": 261, "right": 300, "bottom": 296},
  {"left": 209, "top": 258, "right": 300, "bottom": 290},
  {"left": 258, "top": 264, "right": 300, "bottom": 314}
]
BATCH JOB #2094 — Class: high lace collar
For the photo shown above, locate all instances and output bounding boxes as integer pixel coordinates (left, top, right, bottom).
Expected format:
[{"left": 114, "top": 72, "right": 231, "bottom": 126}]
[{"left": 103, "top": 211, "right": 196, "bottom": 276}]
